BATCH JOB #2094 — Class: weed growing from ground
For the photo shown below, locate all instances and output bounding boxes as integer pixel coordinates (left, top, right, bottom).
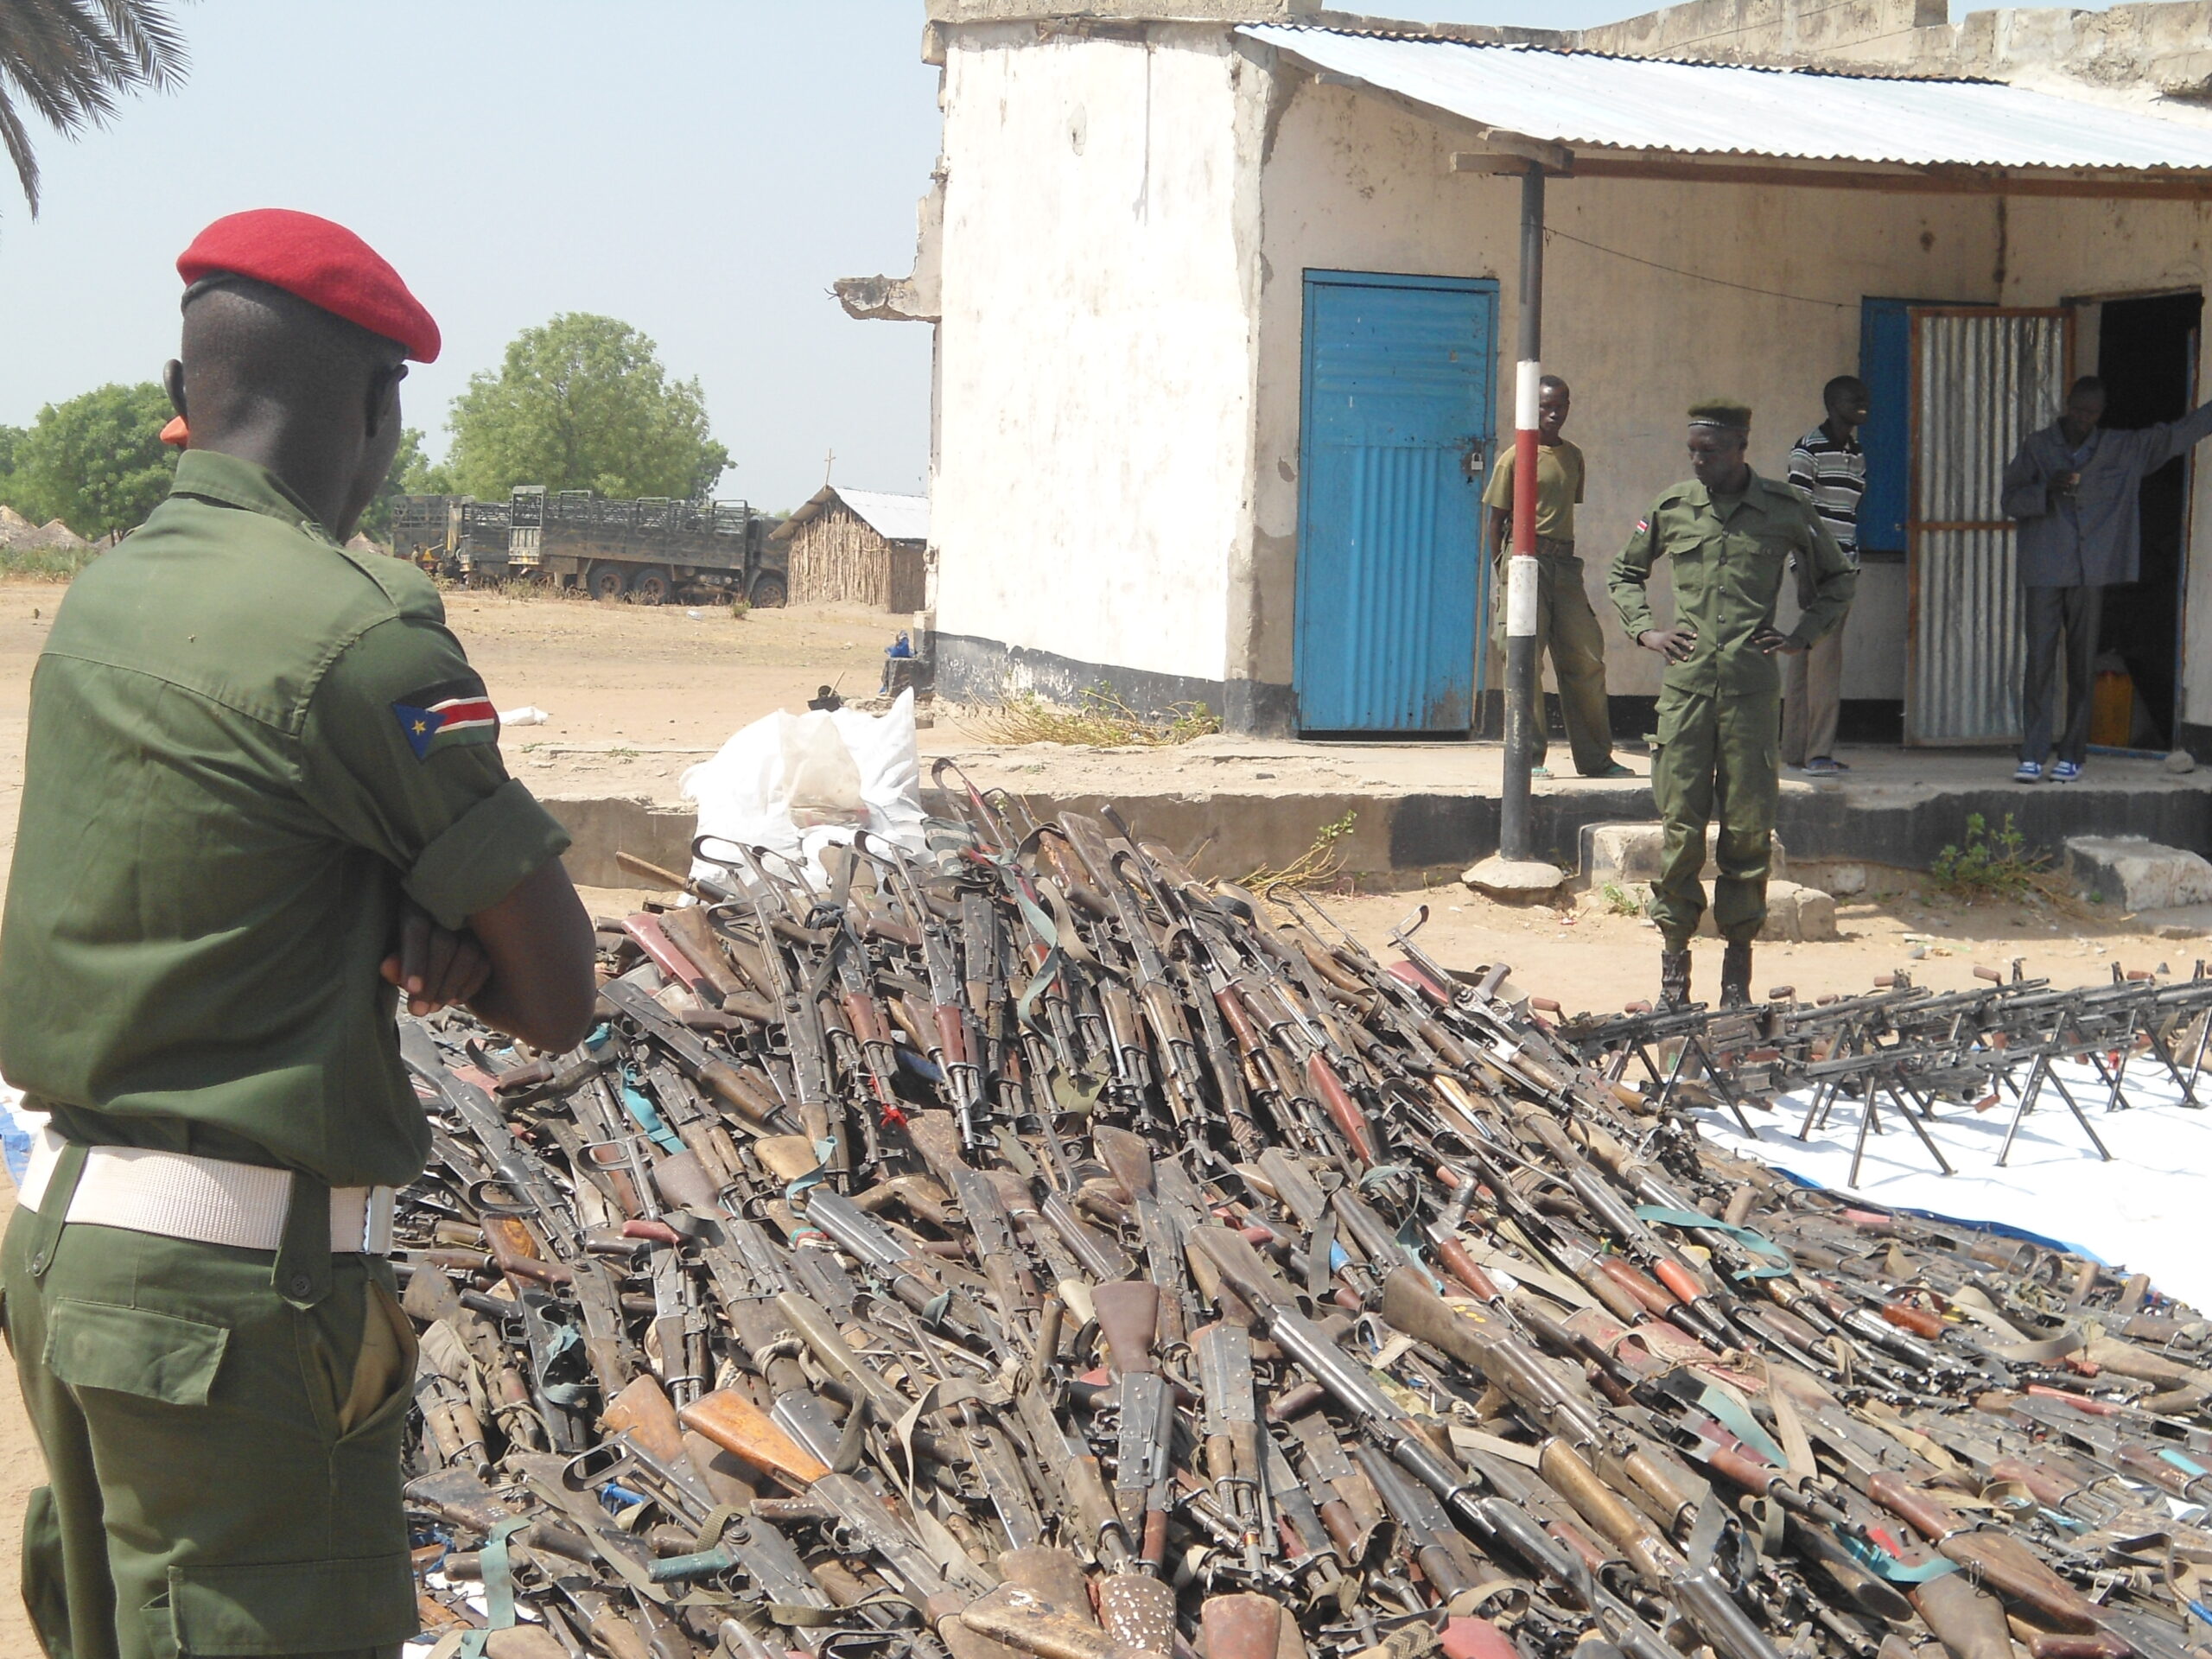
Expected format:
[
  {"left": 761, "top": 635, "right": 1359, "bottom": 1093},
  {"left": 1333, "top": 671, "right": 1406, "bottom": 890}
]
[
  {"left": 1243, "top": 810, "right": 1359, "bottom": 892},
  {"left": 970, "top": 683, "right": 1222, "bottom": 747},
  {"left": 1929, "top": 812, "right": 2086, "bottom": 913}
]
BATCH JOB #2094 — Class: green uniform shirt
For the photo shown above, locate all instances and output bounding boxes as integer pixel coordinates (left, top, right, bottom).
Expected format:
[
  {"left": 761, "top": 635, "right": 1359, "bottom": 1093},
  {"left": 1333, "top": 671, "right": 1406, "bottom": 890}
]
[
  {"left": 1608, "top": 470, "right": 1857, "bottom": 702},
  {"left": 0, "top": 451, "right": 571, "bottom": 1189},
  {"left": 1482, "top": 439, "right": 1585, "bottom": 543}
]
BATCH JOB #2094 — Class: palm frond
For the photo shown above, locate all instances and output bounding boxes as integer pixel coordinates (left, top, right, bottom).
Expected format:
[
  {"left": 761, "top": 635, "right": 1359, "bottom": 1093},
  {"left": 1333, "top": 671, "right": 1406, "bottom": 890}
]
[{"left": 0, "top": 0, "right": 188, "bottom": 214}]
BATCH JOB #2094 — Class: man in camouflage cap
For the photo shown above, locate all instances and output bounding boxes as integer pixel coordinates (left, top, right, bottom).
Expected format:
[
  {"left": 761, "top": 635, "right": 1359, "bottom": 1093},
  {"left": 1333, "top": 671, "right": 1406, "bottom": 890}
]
[{"left": 1610, "top": 400, "right": 1857, "bottom": 1008}]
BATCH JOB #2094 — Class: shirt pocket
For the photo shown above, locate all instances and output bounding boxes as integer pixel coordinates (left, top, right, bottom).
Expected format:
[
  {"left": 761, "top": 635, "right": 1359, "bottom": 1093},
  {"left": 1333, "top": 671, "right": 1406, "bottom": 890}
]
[
  {"left": 1661, "top": 529, "right": 1712, "bottom": 616},
  {"left": 1661, "top": 525, "right": 1711, "bottom": 562},
  {"left": 2075, "top": 466, "right": 2126, "bottom": 509},
  {"left": 1723, "top": 532, "right": 1790, "bottom": 608}
]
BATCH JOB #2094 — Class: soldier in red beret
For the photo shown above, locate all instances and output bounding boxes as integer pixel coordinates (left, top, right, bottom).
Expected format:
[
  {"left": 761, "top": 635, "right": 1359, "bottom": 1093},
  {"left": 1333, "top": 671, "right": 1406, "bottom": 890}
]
[{"left": 0, "top": 209, "right": 597, "bottom": 1659}]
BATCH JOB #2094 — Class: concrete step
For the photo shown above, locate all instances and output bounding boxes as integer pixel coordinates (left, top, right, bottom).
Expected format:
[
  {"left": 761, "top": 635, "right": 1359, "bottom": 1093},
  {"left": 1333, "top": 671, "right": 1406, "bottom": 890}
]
[
  {"left": 1596, "top": 876, "right": 1837, "bottom": 942},
  {"left": 1581, "top": 821, "right": 1789, "bottom": 887},
  {"left": 2066, "top": 836, "right": 2212, "bottom": 912},
  {"left": 1702, "top": 880, "right": 1837, "bottom": 943}
]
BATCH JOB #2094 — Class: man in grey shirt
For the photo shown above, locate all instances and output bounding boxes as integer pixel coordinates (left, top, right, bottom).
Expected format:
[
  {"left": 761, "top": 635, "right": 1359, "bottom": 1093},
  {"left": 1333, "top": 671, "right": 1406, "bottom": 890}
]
[{"left": 2000, "top": 375, "right": 2212, "bottom": 781}]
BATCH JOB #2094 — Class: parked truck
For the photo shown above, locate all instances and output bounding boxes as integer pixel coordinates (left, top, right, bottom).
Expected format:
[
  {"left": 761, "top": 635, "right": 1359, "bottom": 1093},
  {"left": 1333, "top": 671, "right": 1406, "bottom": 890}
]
[{"left": 390, "top": 487, "right": 787, "bottom": 606}]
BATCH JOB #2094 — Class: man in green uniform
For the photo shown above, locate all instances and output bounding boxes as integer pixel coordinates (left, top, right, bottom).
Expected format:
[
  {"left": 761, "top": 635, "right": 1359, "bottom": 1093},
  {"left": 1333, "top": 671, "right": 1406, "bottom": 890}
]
[
  {"left": 1484, "top": 375, "right": 1630, "bottom": 779},
  {"left": 0, "top": 210, "right": 597, "bottom": 1659},
  {"left": 1610, "top": 401, "right": 1856, "bottom": 1008}
]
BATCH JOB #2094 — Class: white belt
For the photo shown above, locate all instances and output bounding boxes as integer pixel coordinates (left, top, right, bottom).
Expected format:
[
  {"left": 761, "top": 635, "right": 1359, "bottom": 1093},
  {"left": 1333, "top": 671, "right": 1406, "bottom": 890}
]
[{"left": 16, "top": 1125, "right": 395, "bottom": 1255}]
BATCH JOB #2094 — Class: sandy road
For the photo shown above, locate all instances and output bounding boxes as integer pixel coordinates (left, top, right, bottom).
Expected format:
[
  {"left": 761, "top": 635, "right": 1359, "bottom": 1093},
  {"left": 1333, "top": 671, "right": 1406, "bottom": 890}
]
[{"left": 0, "top": 576, "right": 2189, "bottom": 1651}]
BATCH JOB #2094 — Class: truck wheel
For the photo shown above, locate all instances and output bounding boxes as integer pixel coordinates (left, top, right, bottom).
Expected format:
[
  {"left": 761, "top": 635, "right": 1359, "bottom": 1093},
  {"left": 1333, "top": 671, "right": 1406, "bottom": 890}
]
[
  {"left": 588, "top": 563, "right": 629, "bottom": 602},
  {"left": 632, "top": 567, "right": 675, "bottom": 607},
  {"left": 749, "top": 574, "right": 787, "bottom": 609}
]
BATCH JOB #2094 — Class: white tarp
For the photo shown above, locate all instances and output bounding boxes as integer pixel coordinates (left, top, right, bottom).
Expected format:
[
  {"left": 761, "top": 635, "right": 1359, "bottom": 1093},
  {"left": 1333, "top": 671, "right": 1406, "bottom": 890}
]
[{"left": 1699, "top": 1059, "right": 2212, "bottom": 1309}]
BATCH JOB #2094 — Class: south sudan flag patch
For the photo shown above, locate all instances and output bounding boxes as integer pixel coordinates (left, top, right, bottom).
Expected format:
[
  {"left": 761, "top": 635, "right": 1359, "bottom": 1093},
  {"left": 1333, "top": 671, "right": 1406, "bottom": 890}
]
[{"left": 392, "top": 679, "right": 499, "bottom": 760}]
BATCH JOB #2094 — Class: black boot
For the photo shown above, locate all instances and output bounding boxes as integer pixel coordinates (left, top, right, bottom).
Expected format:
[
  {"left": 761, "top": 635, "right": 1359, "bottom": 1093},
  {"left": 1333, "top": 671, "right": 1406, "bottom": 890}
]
[
  {"left": 1659, "top": 948, "right": 1691, "bottom": 1008},
  {"left": 1721, "top": 941, "right": 1752, "bottom": 1008}
]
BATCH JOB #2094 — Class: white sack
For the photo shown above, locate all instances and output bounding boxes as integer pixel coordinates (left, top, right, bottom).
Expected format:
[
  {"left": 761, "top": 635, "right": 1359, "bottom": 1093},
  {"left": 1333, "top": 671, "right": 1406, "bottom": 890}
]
[{"left": 680, "top": 690, "right": 925, "bottom": 887}]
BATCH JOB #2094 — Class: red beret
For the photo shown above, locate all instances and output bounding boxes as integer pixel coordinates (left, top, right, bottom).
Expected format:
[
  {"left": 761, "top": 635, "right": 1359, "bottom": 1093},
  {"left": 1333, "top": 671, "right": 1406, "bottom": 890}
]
[{"left": 176, "top": 208, "right": 440, "bottom": 363}]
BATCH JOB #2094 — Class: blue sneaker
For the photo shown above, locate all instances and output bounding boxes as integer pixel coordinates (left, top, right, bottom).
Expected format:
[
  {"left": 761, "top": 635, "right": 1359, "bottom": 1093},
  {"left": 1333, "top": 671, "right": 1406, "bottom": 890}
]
[
  {"left": 2014, "top": 760, "right": 2044, "bottom": 783},
  {"left": 2051, "top": 760, "right": 2082, "bottom": 783}
]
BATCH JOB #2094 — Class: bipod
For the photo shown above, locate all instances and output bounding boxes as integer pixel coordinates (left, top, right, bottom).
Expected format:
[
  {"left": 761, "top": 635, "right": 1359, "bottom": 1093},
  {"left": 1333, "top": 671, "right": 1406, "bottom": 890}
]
[
  {"left": 1995, "top": 1041, "right": 2115, "bottom": 1168},
  {"left": 1796, "top": 1047, "right": 1956, "bottom": 1187}
]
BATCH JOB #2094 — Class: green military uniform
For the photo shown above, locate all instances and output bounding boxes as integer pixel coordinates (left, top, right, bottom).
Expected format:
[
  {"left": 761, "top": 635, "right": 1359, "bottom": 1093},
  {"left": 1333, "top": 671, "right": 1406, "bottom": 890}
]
[
  {"left": 1609, "top": 471, "right": 1855, "bottom": 947},
  {"left": 1484, "top": 439, "right": 1616, "bottom": 775},
  {"left": 0, "top": 450, "right": 570, "bottom": 1659}
]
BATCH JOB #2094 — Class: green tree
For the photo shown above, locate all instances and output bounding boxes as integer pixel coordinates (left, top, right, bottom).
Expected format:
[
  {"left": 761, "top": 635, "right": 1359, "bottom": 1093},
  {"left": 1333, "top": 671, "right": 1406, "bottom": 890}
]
[
  {"left": 2, "top": 2, "right": 187, "bottom": 216},
  {"left": 0, "top": 423, "right": 24, "bottom": 503},
  {"left": 445, "top": 314, "right": 729, "bottom": 502},
  {"left": 0, "top": 382, "right": 178, "bottom": 538}
]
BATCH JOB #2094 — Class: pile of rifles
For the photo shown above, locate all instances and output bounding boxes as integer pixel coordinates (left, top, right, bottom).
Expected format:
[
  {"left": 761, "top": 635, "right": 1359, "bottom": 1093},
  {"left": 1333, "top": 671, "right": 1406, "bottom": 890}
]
[{"left": 392, "top": 790, "right": 2212, "bottom": 1659}]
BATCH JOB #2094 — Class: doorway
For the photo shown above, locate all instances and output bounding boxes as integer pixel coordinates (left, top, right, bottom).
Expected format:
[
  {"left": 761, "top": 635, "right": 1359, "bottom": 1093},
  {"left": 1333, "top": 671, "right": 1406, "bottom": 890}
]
[{"left": 2096, "top": 289, "right": 2202, "bottom": 751}]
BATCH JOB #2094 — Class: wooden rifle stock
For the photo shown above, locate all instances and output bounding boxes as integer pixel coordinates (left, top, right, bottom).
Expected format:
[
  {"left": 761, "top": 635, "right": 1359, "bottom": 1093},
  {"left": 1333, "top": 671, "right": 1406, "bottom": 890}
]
[
  {"left": 1910, "top": 1572, "right": 2014, "bottom": 1659},
  {"left": 599, "top": 1375, "right": 690, "bottom": 1471},
  {"left": 677, "top": 1387, "right": 830, "bottom": 1487},
  {"left": 959, "top": 1583, "right": 1165, "bottom": 1659},
  {"left": 1868, "top": 1474, "right": 2097, "bottom": 1630},
  {"left": 1537, "top": 1440, "right": 1675, "bottom": 1589},
  {"left": 481, "top": 1215, "right": 572, "bottom": 1287},
  {"left": 622, "top": 913, "right": 712, "bottom": 998},
  {"left": 1201, "top": 1594, "right": 1288, "bottom": 1659},
  {"left": 659, "top": 904, "right": 748, "bottom": 1002},
  {"left": 1306, "top": 1052, "right": 1379, "bottom": 1166},
  {"left": 1096, "top": 1574, "right": 1175, "bottom": 1658}
]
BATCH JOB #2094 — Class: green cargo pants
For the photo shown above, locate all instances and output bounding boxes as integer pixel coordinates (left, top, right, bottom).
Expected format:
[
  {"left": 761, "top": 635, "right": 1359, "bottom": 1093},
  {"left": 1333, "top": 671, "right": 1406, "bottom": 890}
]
[
  {"left": 1491, "top": 544, "right": 1615, "bottom": 776},
  {"left": 3, "top": 1157, "right": 418, "bottom": 1659},
  {"left": 1648, "top": 690, "right": 1780, "bottom": 949}
]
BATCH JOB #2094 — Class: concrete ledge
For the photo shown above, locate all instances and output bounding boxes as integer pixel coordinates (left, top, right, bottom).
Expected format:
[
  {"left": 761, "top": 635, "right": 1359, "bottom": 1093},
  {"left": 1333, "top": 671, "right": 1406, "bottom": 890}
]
[
  {"left": 544, "top": 771, "right": 2212, "bottom": 895},
  {"left": 1462, "top": 855, "right": 1567, "bottom": 900},
  {"left": 2066, "top": 836, "right": 2212, "bottom": 912},
  {"left": 544, "top": 794, "right": 698, "bottom": 890}
]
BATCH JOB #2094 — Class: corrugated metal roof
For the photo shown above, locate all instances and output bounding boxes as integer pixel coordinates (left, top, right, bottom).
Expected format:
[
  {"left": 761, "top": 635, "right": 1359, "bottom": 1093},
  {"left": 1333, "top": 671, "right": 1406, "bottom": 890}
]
[
  {"left": 772, "top": 486, "right": 931, "bottom": 544},
  {"left": 836, "top": 489, "right": 931, "bottom": 543},
  {"left": 1240, "top": 24, "right": 2212, "bottom": 174}
]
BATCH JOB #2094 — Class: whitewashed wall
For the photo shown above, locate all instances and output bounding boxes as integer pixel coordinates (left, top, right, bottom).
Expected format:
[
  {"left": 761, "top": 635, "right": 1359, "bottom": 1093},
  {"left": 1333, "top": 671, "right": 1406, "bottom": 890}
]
[{"left": 931, "top": 24, "right": 1269, "bottom": 692}]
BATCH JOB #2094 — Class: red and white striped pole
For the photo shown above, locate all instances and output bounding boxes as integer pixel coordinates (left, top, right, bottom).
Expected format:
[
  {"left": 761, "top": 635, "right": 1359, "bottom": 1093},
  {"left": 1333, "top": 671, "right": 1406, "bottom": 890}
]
[{"left": 1500, "top": 163, "right": 1544, "bottom": 863}]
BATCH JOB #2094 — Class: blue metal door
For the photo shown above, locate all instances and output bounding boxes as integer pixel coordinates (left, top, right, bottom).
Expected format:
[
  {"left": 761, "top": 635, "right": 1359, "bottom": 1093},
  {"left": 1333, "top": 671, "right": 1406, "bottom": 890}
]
[
  {"left": 1858, "top": 298, "right": 1913, "bottom": 557},
  {"left": 1296, "top": 271, "right": 1496, "bottom": 733}
]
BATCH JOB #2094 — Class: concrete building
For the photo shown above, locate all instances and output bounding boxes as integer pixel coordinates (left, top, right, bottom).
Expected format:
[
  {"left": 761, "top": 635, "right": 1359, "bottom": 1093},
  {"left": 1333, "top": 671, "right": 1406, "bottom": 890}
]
[
  {"left": 774, "top": 486, "right": 932, "bottom": 612},
  {"left": 846, "top": 0, "right": 2212, "bottom": 753}
]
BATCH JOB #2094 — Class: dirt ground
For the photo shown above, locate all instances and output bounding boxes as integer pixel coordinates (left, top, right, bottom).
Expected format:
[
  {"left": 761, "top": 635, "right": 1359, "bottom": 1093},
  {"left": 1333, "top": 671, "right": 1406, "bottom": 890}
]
[{"left": 0, "top": 576, "right": 2191, "bottom": 1651}]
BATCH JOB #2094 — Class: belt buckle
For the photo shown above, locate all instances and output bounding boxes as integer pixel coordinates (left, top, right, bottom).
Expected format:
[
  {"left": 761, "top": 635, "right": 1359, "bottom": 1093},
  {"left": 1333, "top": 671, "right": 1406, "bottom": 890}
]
[{"left": 363, "top": 1186, "right": 396, "bottom": 1255}]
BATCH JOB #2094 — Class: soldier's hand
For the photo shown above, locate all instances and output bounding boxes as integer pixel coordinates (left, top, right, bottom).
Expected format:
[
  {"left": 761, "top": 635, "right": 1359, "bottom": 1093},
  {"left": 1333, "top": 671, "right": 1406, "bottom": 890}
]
[
  {"left": 383, "top": 899, "right": 493, "bottom": 1016},
  {"left": 1639, "top": 626, "right": 1698, "bottom": 664},
  {"left": 1751, "top": 626, "right": 1802, "bottom": 655}
]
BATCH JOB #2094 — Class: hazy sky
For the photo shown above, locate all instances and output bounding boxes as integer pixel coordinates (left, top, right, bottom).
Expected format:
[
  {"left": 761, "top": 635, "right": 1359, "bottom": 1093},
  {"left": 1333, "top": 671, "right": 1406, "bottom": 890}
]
[{"left": 0, "top": 0, "right": 2130, "bottom": 510}]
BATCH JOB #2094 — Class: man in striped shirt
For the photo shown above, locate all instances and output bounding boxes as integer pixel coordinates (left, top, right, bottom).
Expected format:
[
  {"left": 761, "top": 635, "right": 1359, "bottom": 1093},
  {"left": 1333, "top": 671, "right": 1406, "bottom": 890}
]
[{"left": 1783, "top": 376, "right": 1869, "bottom": 777}]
